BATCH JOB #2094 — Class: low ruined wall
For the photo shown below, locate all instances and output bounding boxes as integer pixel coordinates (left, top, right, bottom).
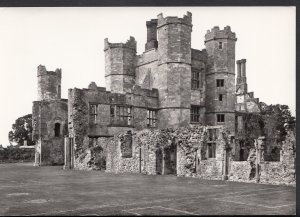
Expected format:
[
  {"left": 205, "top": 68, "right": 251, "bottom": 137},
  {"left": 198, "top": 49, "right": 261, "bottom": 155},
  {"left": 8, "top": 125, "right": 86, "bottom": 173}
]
[
  {"left": 198, "top": 160, "right": 223, "bottom": 180},
  {"left": 41, "top": 138, "right": 64, "bottom": 166},
  {"left": 260, "top": 162, "right": 295, "bottom": 186},
  {"left": 106, "top": 135, "right": 140, "bottom": 174},
  {"left": 74, "top": 137, "right": 109, "bottom": 170},
  {"left": 177, "top": 146, "right": 191, "bottom": 176},
  {"left": 228, "top": 161, "right": 254, "bottom": 183}
]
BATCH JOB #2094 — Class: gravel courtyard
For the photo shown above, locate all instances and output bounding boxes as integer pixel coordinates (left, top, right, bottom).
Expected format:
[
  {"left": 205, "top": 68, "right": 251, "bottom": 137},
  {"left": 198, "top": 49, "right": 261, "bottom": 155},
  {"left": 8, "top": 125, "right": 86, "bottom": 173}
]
[{"left": 0, "top": 163, "right": 295, "bottom": 216}]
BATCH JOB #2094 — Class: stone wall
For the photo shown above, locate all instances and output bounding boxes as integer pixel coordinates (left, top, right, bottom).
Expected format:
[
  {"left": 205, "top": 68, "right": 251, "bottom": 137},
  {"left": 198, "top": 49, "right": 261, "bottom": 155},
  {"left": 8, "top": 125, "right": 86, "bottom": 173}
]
[
  {"left": 32, "top": 99, "right": 68, "bottom": 166},
  {"left": 204, "top": 26, "right": 237, "bottom": 134},
  {"left": 105, "top": 126, "right": 228, "bottom": 179},
  {"left": 68, "top": 82, "right": 159, "bottom": 169},
  {"left": 228, "top": 161, "right": 255, "bottom": 183},
  {"left": 106, "top": 133, "right": 141, "bottom": 174},
  {"left": 198, "top": 160, "right": 223, "bottom": 180},
  {"left": 228, "top": 131, "right": 295, "bottom": 186},
  {"left": 74, "top": 137, "right": 109, "bottom": 170},
  {"left": 37, "top": 65, "right": 62, "bottom": 101}
]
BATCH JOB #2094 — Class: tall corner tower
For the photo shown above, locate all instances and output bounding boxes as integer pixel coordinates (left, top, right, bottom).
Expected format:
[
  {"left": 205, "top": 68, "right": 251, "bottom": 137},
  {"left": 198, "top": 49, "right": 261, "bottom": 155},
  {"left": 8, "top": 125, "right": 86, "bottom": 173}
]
[
  {"left": 204, "top": 26, "right": 237, "bottom": 134},
  {"left": 37, "top": 65, "right": 62, "bottom": 101},
  {"left": 156, "top": 11, "right": 193, "bottom": 128},
  {"left": 104, "top": 36, "right": 137, "bottom": 94}
]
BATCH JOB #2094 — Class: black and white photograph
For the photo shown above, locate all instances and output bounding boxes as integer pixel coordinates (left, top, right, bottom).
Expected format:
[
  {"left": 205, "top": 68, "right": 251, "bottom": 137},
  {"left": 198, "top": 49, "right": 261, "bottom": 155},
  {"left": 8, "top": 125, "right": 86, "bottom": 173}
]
[{"left": 0, "top": 5, "right": 296, "bottom": 216}]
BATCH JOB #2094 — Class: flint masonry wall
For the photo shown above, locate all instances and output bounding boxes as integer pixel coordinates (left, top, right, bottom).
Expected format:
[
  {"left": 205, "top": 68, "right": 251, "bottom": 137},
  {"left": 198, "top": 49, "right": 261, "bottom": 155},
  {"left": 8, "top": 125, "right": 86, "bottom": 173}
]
[
  {"left": 105, "top": 126, "right": 229, "bottom": 180},
  {"left": 228, "top": 131, "right": 296, "bottom": 186}
]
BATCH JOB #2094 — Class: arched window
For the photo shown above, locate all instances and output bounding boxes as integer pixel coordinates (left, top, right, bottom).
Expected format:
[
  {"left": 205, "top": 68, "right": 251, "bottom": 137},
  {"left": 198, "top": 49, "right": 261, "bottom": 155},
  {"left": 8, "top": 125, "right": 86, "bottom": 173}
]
[{"left": 54, "top": 123, "right": 61, "bottom": 137}]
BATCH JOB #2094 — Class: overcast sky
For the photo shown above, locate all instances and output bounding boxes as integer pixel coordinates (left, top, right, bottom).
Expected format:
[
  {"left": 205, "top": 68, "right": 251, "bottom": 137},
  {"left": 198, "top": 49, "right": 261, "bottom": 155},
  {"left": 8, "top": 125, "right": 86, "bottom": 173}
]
[{"left": 0, "top": 7, "right": 295, "bottom": 147}]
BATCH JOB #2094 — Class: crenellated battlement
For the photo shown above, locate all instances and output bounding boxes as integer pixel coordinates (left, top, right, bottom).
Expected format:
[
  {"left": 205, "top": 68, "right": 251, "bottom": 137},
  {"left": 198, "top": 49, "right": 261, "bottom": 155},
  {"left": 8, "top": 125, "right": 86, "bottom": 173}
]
[
  {"left": 204, "top": 25, "right": 237, "bottom": 43},
  {"left": 37, "top": 64, "right": 61, "bottom": 78},
  {"left": 157, "top": 11, "right": 192, "bottom": 28},
  {"left": 146, "top": 19, "right": 158, "bottom": 27},
  {"left": 104, "top": 36, "right": 137, "bottom": 51}
]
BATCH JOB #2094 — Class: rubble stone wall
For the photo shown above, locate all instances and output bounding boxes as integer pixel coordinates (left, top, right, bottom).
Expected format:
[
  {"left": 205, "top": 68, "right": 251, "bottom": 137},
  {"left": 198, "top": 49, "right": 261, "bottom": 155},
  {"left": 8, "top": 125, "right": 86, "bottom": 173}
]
[
  {"left": 228, "top": 161, "right": 254, "bottom": 183},
  {"left": 106, "top": 134, "right": 141, "bottom": 174},
  {"left": 198, "top": 160, "right": 223, "bottom": 180}
]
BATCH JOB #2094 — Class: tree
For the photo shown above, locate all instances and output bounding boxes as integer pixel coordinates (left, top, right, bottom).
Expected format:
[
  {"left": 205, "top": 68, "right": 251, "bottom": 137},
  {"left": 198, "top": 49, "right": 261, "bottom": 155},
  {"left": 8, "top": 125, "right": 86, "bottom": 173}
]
[
  {"left": 261, "top": 104, "right": 295, "bottom": 142},
  {"left": 8, "top": 114, "right": 34, "bottom": 146}
]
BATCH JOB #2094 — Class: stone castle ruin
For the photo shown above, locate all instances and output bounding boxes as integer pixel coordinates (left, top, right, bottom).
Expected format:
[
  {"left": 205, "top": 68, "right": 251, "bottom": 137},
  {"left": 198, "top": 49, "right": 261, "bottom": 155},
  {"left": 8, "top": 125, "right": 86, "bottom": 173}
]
[{"left": 32, "top": 12, "right": 295, "bottom": 185}]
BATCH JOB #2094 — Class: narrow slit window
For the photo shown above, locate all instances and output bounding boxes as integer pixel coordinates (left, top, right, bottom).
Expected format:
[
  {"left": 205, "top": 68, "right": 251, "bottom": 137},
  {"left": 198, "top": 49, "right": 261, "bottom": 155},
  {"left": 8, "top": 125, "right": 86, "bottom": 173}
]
[
  {"left": 219, "top": 42, "right": 223, "bottom": 49},
  {"left": 54, "top": 123, "right": 60, "bottom": 137},
  {"left": 219, "top": 94, "right": 223, "bottom": 101}
]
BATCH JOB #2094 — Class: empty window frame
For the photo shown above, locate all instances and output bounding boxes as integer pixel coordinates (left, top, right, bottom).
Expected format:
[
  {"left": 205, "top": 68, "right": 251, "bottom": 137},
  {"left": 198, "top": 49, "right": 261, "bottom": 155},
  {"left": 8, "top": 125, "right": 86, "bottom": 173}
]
[
  {"left": 208, "top": 143, "right": 216, "bottom": 158},
  {"left": 147, "top": 109, "right": 157, "bottom": 127},
  {"left": 218, "top": 42, "right": 223, "bottom": 49},
  {"left": 111, "top": 105, "right": 132, "bottom": 126},
  {"left": 217, "top": 114, "right": 225, "bottom": 123},
  {"left": 216, "top": 79, "right": 224, "bottom": 87},
  {"left": 191, "top": 70, "right": 201, "bottom": 90},
  {"left": 208, "top": 128, "right": 217, "bottom": 141},
  {"left": 190, "top": 106, "right": 200, "bottom": 123},
  {"left": 89, "top": 104, "right": 98, "bottom": 124}
]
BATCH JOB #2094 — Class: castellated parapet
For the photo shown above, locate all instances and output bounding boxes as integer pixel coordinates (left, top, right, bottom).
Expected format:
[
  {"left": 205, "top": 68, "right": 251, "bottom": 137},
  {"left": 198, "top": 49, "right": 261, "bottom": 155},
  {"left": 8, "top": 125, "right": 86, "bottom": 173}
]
[
  {"left": 157, "top": 11, "right": 192, "bottom": 28},
  {"left": 104, "top": 36, "right": 137, "bottom": 51},
  {"left": 37, "top": 65, "right": 62, "bottom": 101},
  {"left": 104, "top": 37, "right": 137, "bottom": 94},
  {"left": 204, "top": 26, "right": 237, "bottom": 134},
  {"left": 204, "top": 26, "right": 237, "bottom": 43}
]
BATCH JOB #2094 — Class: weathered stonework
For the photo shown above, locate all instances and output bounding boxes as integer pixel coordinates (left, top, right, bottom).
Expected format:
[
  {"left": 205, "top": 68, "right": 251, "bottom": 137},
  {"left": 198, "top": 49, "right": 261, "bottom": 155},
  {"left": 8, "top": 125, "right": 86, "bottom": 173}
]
[
  {"left": 32, "top": 65, "right": 68, "bottom": 166},
  {"left": 30, "top": 12, "right": 295, "bottom": 186}
]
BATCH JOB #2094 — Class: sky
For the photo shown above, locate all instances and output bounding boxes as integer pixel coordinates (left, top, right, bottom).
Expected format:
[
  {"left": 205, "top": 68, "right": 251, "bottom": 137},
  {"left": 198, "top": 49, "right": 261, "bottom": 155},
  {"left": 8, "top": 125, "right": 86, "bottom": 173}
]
[{"left": 0, "top": 7, "right": 295, "bottom": 147}]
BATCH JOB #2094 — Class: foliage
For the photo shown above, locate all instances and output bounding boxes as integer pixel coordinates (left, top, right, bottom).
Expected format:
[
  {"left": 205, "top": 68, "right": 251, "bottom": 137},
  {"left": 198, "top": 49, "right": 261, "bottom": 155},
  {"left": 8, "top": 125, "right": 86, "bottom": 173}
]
[
  {"left": 0, "top": 145, "right": 35, "bottom": 163},
  {"left": 261, "top": 103, "right": 295, "bottom": 142},
  {"left": 239, "top": 103, "right": 295, "bottom": 146},
  {"left": 8, "top": 114, "right": 34, "bottom": 146}
]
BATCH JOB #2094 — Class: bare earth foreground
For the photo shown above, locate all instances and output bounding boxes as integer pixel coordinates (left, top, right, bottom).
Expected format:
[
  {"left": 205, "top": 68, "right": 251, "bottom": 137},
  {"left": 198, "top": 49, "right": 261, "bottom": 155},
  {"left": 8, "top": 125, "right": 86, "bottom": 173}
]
[{"left": 0, "top": 163, "right": 295, "bottom": 216}]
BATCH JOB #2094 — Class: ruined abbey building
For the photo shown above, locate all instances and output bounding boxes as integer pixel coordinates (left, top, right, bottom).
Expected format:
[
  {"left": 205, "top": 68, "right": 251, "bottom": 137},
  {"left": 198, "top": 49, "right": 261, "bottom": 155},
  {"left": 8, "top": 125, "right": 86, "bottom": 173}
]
[{"left": 31, "top": 12, "right": 295, "bottom": 186}]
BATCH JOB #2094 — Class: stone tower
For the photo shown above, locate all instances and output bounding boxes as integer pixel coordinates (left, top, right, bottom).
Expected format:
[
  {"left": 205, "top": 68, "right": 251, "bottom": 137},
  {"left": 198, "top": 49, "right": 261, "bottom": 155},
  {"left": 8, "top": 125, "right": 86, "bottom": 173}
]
[
  {"left": 33, "top": 65, "right": 68, "bottom": 166},
  {"left": 156, "top": 12, "right": 193, "bottom": 128},
  {"left": 104, "top": 36, "right": 137, "bottom": 94},
  {"left": 37, "top": 65, "right": 62, "bottom": 101},
  {"left": 204, "top": 26, "right": 237, "bottom": 134},
  {"left": 145, "top": 19, "right": 158, "bottom": 51},
  {"left": 236, "top": 59, "right": 247, "bottom": 94}
]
